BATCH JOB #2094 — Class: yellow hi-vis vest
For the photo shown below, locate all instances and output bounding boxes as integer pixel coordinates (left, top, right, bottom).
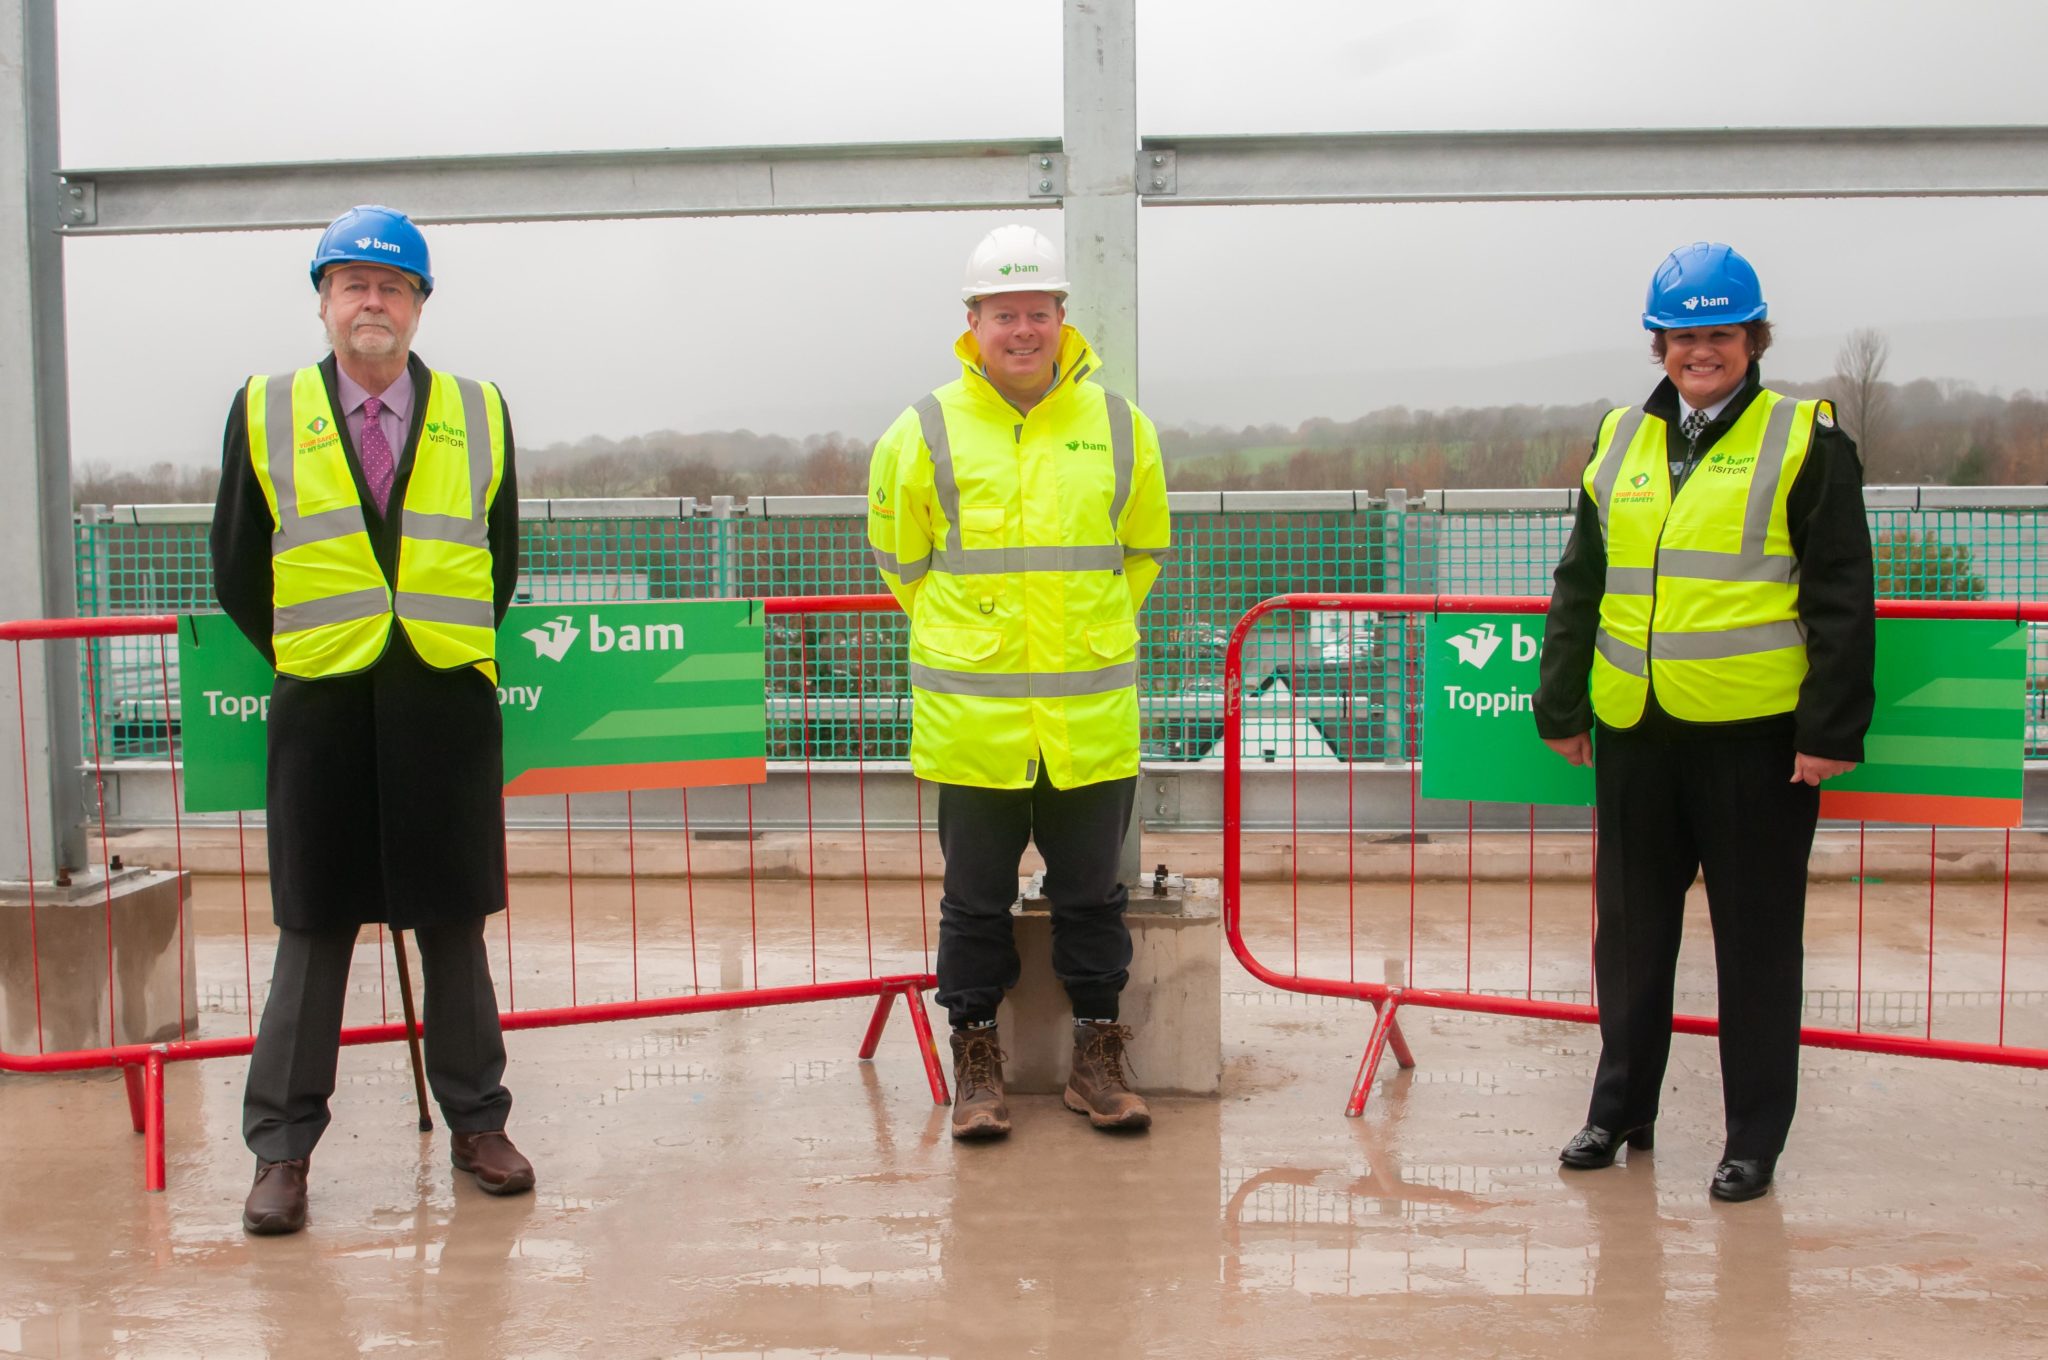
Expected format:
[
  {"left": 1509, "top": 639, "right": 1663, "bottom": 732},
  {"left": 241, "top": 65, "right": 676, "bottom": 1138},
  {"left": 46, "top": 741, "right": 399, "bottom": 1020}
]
[
  {"left": 866, "top": 326, "right": 1172, "bottom": 789},
  {"left": 1584, "top": 388, "right": 1821, "bottom": 728},
  {"left": 244, "top": 365, "right": 506, "bottom": 680}
]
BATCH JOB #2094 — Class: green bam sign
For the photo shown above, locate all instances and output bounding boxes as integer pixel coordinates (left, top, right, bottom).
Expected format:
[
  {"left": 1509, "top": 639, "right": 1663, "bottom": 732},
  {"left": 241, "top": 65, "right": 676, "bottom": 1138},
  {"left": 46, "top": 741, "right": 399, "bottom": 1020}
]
[
  {"left": 1420, "top": 616, "right": 1594, "bottom": 808},
  {"left": 177, "top": 601, "right": 767, "bottom": 814},
  {"left": 1420, "top": 614, "right": 2026, "bottom": 827}
]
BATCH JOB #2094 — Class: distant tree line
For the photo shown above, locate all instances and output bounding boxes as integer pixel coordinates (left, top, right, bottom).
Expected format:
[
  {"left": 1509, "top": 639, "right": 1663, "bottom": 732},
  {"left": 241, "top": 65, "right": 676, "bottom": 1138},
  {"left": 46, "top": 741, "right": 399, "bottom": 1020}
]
[{"left": 71, "top": 354, "right": 2048, "bottom": 507}]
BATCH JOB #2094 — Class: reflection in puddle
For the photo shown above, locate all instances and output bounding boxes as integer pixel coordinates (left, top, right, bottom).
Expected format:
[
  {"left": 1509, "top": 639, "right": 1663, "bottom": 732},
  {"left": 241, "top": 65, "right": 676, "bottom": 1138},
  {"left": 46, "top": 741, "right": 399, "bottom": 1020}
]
[{"left": 1236, "top": 1242, "right": 1599, "bottom": 1297}]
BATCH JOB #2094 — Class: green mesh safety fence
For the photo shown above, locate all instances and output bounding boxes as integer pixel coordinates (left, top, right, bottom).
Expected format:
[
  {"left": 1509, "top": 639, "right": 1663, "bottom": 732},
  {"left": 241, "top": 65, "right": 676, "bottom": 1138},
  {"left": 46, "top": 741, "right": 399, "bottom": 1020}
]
[{"left": 68, "top": 500, "right": 2048, "bottom": 768}]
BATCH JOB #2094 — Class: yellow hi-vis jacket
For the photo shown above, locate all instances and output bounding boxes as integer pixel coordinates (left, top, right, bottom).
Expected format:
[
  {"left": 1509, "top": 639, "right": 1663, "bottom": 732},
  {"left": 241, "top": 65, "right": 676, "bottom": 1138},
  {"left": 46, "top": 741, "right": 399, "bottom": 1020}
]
[
  {"left": 1584, "top": 388, "right": 1823, "bottom": 728},
  {"left": 244, "top": 365, "right": 507, "bottom": 680},
  {"left": 867, "top": 325, "right": 1171, "bottom": 789}
]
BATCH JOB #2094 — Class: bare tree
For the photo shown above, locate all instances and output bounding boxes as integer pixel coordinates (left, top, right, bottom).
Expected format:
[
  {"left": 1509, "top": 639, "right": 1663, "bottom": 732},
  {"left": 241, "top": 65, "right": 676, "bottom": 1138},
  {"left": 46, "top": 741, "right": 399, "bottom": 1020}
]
[{"left": 1832, "top": 327, "right": 1892, "bottom": 466}]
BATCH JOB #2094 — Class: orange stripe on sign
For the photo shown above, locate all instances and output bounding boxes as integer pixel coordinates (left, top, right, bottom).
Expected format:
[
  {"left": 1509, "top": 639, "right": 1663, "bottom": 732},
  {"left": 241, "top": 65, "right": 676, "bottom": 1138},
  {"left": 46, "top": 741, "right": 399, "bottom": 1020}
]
[
  {"left": 504, "top": 757, "right": 767, "bottom": 797},
  {"left": 1819, "top": 789, "right": 2022, "bottom": 829}
]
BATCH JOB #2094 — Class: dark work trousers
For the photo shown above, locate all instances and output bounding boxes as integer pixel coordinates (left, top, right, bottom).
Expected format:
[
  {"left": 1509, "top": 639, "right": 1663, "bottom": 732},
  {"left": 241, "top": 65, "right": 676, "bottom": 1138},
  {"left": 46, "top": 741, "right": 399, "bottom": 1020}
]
[
  {"left": 1587, "top": 722, "right": 1820, "bottom": 1162},
  {"left": 934, "top": 767, "right": 1138, "bottom": 1028},
  {"left": 243, "top": 916, "right": 512, "bottom": 1161}
]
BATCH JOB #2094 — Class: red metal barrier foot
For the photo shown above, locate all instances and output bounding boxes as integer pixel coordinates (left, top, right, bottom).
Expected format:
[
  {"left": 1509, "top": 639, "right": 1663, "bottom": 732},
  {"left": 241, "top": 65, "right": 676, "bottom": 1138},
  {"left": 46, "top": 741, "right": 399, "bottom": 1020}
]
[
  {"left": 1345, "top": 998, "right": 1407, "bottom": 1118},
  {"left": 901, "top": 988, "right": 950, "bottom": 1106},
  {"left": 856, "top": 991, "right": 894, "bottom": 1060},
  {"left": 143, "top": 1049, "right": 166, "bottom": 1192},
  {"left": 1386, "top": 1014, "right": 1417, "bottom": 1070},
  {"left": 122, "top": 1063, "right": 146, "bottom": 1133}
]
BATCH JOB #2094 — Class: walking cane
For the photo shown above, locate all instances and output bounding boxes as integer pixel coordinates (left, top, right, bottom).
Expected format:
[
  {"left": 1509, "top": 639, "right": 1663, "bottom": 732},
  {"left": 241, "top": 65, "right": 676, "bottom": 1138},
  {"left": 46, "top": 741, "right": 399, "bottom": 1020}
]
[{"left": 391, "top": 929, "right": 434, "bottom": 1132}]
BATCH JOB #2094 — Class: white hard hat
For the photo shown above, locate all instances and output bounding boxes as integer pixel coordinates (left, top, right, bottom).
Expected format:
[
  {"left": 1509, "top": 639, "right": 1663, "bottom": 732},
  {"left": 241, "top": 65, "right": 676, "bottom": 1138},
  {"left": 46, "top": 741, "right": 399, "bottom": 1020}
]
[{"left": 961, "top": 224, "right": 1070, "bottom": 302}]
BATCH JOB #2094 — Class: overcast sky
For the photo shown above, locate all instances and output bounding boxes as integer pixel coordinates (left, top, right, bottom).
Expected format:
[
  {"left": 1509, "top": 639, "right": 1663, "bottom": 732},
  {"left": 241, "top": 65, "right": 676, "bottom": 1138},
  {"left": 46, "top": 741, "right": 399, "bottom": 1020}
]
[{"left": 52, "top": 0, "right": 2048, "bottom": 469}]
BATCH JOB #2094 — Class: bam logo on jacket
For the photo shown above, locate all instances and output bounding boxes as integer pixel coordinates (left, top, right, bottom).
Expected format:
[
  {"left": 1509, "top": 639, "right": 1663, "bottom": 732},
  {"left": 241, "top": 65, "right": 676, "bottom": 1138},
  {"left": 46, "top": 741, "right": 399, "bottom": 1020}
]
[
  {"left": 423, "top": 420, "right": 467, "bottom": 448},
  {"left": 1065, "top": 438, "right": 1108, "bottom": 452}
]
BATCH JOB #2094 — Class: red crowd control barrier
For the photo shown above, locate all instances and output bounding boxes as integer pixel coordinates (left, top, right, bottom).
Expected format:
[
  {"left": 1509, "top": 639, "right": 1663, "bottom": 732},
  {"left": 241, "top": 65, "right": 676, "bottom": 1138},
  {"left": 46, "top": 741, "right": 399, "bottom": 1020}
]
[
  {"left": 0, "top": 596, "right": 947, "bottom": 1192},
  {"left": 1223, "top": 593, "right": 2048, "bottom": 1117}
]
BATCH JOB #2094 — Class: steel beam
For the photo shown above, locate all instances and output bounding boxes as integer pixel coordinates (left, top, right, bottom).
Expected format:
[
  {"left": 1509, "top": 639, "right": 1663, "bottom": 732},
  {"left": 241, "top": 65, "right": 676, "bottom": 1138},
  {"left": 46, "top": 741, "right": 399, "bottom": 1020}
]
[
  {"left": 53, "top": 125, "right": 2048, "bottom": 238},
  {"left": 1138, "top": 125, "right": 2048, "bottom": 206},
  {"left": 0, "top": 1, "right": 84, "bottom": 882},
  {"left": 54, "top": 139, "right": 1066, "bottom": 235}
]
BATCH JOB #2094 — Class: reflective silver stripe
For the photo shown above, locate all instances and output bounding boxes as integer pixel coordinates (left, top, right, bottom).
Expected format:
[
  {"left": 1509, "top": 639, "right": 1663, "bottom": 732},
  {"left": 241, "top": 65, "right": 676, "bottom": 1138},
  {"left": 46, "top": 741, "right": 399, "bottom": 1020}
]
[
  {"left": 266, "top": 370, "right": 374, "bottom": 556},
  {"left": 1655, "top": 548, "right": 1793, "bottom": 584},
  {"left": 910, "top": 660, "right": 1137, "bottom": 698},
  {"left": 1594, "top": 627, "right": 1648, "bottom": 677},
  {"left": 397, "top": 377, "right": 494, "bottom": 549},
  {"left": 1124, "top": 546, "right": 1172, "bottom": 564},
  {"left": 1105, "top": 391, "right": 1135, "bottom": 533},
  {"left": 455, "top": 377, "right": 495, "bottom": 521},
  {"left": 1653, "top": 619, "right": 1806, "bottom": 662},
  {"left": 400, "top": 511, "right": 480, "bottom": 545},
  {"left": 916, "top": 393, "right": 960, "bottom": 554},
  {"left": 1587, "top": 406, "right": 1648, "bottom": 540},
  {"left": 1604, "top": 565, "right": 1655, "bottom": 595},
  {"left": 275, "top": 586, "right": 388, "bottom": 634},
  {"left": 872, "top": 546, "right": 932, "bottom": 584},
  {"left": 278, "top": 505, "right": 369, "bottom": 549},
  {"left": 932, "top": 544, "right": 1124, "bottom": 575},
  {"left": 395, "top": 591, "right": 494, "bottom": 629},
  {"left": 1742, "top": 395, "right": 1805, "bottom": 557}
]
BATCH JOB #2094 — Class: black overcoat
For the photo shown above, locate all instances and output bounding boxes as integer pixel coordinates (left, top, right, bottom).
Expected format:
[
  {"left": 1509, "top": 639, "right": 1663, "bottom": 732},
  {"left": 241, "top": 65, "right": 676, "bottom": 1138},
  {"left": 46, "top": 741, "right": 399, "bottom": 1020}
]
[{"left": 210, "top": 353, "right": 521, "bottom": 931}]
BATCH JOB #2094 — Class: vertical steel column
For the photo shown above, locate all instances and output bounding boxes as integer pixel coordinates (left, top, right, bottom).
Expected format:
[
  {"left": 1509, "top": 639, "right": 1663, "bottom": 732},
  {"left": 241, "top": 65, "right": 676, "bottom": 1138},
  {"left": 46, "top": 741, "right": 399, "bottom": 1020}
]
[
  {"left": 0, "top": 1, "right": 85, "bottom": 883},
  {"left": 1062, "top": 0, "right": 1146, "bottom": 888},
  {"left": 1061, "top": 0, "right": 1140, "bottom": 394}
]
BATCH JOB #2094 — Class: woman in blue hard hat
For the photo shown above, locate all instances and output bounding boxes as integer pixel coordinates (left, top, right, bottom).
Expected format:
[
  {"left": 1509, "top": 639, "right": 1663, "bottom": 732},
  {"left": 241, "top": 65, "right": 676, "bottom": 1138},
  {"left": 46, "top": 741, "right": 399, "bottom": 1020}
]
[{"left": 1532, "top": 242, "right": 1876, "bottom": 1203}]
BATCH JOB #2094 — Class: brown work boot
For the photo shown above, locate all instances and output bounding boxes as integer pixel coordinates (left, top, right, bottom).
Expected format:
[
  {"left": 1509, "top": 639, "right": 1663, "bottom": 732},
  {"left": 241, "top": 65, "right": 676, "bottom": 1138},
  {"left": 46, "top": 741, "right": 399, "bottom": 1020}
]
[
  {"left": 1064, "top": 1020, "right": 1152, "bottom": 1131},
  {"left": 949, "top": 1026, "right": 1012, "bottom": 1140},
  {"left": 242, "top": 1157, "right": 310, "bottom": 1236},
  {"left": 451, "top": 1130, "right": 536, "bottom": 1195}
]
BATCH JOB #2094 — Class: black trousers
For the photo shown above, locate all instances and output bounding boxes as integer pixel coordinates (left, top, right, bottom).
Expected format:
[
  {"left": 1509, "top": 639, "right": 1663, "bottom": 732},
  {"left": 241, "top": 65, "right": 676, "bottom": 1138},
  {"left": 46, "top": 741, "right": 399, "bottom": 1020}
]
[
  {"left": 1587, "top": 722, "right": 1819, "bottom": 1162},
  {"left": 243, "top": 916, "right": 511, "bottom": 1161},
  {"left": 934, "top": 769, "right": 1137, "bottom": 1028}
]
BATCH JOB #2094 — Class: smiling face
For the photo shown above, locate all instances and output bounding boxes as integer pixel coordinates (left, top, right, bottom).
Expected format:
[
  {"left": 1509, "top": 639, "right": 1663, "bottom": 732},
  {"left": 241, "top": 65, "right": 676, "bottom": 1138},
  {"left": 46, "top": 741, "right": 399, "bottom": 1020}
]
[
  {"left": 318, "top": 263, "right": 424, "bottom": 368},
  {"left": 1658, "top": 323, "right": 1751, "bottom": 409},
  {"left": 967, "top": 290, "right": 1064, "bottom": 409}
]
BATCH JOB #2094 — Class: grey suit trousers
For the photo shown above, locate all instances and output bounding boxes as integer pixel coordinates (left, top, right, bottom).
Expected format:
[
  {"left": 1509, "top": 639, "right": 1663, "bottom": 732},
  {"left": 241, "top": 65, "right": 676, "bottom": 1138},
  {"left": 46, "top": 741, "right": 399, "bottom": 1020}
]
[{"left": 243, "top": 916, "right": 511, "bottom": 1161}]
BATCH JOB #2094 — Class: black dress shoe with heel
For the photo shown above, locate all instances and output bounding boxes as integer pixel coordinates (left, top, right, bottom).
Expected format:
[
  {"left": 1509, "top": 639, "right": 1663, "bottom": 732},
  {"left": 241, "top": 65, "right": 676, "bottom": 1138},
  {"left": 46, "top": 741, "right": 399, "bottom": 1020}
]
[
  {"left": 1709, "top": 1157, "right": 1775, "bottom": 1202},
  {"left": 1559, "top": 1121, "right": 1655, "bottom": 1169}
]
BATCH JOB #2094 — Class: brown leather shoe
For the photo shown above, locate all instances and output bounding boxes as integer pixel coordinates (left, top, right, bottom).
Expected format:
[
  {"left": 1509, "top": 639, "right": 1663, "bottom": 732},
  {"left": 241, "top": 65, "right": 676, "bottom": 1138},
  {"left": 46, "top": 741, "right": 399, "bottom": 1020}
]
[
  {"left": 1064, "top": 1021, "right": 1152, "bottom": 1131},
  {"left": 450, "top": 1130, "right": 536, "bottom": 1195},
  {"left": 949, "top": 1026, "right": 1012, "bottom": 1140},
  {"left": 243, "top": 1157, "right": 309, "bottom": 1235}
]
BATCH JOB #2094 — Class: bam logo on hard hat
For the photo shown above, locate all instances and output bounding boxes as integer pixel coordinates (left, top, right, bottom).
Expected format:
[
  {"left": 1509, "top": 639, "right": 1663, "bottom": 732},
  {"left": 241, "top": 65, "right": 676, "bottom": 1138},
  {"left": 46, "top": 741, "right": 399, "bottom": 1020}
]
[
  {"left": 1445, "top": 622, "right": 1537, "bottom": 670},
  {"left": 353, "top": 236, "right": 403, "bottom": 254},
  {"left": 1680, "top": 294, "right": 1731, "bottom": 311},
  {"left": 521, "top": 613, "right": 685, "bottom": 662},
  {"left": 997, "top": 263, "right": 1040, "bottom": 277}
]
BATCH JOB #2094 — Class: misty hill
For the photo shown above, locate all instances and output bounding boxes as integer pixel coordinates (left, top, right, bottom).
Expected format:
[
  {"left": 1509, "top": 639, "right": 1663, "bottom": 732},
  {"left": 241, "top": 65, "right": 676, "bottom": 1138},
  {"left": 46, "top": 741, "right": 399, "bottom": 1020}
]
[{"left": 72, "top": 374, "right": 2048, "bottom": 507}]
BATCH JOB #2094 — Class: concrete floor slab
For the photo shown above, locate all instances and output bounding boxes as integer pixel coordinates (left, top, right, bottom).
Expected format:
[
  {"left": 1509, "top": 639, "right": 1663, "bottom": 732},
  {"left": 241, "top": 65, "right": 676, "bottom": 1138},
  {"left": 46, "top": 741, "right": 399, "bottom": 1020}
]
[{"left": 2, "top": 875, "right": 2045, "bottom": 1358}]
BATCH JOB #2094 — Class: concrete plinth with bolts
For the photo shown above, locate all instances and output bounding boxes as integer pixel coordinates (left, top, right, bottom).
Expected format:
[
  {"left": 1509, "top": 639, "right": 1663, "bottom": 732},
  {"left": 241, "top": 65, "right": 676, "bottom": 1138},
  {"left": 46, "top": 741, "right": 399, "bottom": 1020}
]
[
  {"left": 0, "top": 866, "right": 196, "bottom": 1055},
  {"left": 993, "top": 878, "right": 1221, "bottom": 1096}
]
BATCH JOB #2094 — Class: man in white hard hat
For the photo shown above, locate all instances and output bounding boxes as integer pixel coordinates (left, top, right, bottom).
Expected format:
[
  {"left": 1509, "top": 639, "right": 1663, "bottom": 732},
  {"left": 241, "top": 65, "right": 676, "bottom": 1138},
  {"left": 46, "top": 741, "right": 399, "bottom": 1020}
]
[{"left": 867, "top": 223, "right": 1173, "bottom": 1139}]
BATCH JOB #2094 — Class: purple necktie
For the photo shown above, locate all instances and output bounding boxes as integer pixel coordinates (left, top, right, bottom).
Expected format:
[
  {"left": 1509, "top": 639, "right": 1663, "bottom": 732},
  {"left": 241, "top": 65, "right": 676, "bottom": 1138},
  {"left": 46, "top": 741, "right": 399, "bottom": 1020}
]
[{"left": 359, "top": 395, "right": 396, "bottom": 514}]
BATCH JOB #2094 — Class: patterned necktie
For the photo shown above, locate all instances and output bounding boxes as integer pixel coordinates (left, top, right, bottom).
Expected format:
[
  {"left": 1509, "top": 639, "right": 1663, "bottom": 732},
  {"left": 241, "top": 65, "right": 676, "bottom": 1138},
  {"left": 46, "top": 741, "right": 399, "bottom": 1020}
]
[
  {"left": 1681, "top": 407, "right": 1709, "bottom": 452},
  {"left": 359, "top": 395, "right": 396, "bottom": 514}
]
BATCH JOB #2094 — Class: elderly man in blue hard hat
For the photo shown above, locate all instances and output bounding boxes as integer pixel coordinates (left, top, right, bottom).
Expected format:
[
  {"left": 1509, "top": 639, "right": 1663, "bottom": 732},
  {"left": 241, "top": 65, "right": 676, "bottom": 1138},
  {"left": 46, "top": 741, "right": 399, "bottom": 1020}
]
[
  {"left": 211, "top": 206, "right": 531, "bottom": 1235},
  {"left": 1534, "top": 242, "right": 1875, "bottom": 1203}
]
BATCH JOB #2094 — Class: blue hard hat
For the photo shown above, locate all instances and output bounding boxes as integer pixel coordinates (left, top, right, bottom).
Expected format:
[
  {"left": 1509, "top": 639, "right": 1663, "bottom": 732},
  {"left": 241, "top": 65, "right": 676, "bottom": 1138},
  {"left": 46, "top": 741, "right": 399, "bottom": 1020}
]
[
  {"left": 309, "top": 205, "right": 434, "bottom": 296},
  {"left": 1642, "top": 241, "right": 1765, "bottom": 330}
]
